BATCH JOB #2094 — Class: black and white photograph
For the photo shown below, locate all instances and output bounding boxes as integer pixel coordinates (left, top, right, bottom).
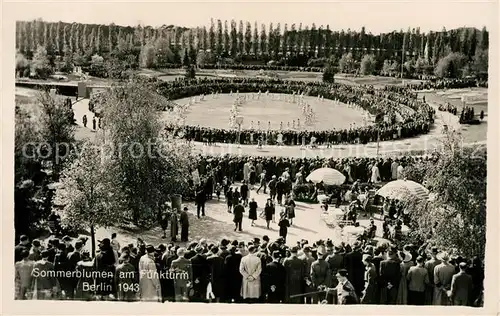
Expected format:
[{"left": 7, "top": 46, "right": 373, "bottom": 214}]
[{"left": 2, "top": 0, "right": 498, "bottom": 314}]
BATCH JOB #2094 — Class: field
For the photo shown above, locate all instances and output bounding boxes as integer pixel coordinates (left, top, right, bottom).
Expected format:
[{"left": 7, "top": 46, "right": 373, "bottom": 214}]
[{"left": 174, "top": 93, "right": 370, "bottom": 131}]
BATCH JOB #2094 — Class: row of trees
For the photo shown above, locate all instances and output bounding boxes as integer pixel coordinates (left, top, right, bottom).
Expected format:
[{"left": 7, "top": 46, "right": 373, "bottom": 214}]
[
  {"left": 15, "top": 80, "right": 199, "bottom": 254},
  {"left": 16, "top": 19, "right": 488, "bottom": 71}
]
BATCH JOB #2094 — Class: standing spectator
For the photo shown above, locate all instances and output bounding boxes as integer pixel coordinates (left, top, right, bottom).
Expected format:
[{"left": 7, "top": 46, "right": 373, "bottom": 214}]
[
  {"left": 310, "top": 245, "right": 331, "bottom": 304},
  {"left": 82, "top": 114, "right": 87, "bottom": 127},
  {"left": 170, "top": 247, "right": 193, "bottom": 302},
  {"left": 170, "top": 210, "right": 179, "bottom": 242},
  {"left": 139, "top": 245, "right": 162, "bottom": 302},
  {"left": 335, "top": 269, "right": 358, "bottom": 304},
  {"left": 31, "top": 250, "right": 57, "bottom": 300},
  {"left": 424, "top": 247, "right": 441, "bottom": 304},
  {"left": 179, "top": 207, "right": 190, "bottom": 242},
  {"left": 268, "top": 176, "right": 277, "bottom": 201},
  {"left": 224, "top": 246, "right": 243, "bottom": 303},
  {"left": 28, "top": 239, "right": 43, "bottom": 262},
  {"left": 283, "top": 246, "right": 306, "bottom": 304},
  {"left": 115, "top": 253, "right": 137, "bottom": 302},
  {"left": 263, "top": 250, "right": 286, "bottom": 303},
  {"left": 396, "top": 251, "right": 415, "bottom": 304},
  {"left": 449, "top": 262, "right": 473, "bottom": 306},
  {"left": 361, "top": 255, "right": 378, "bottom": 304},
  {"left": 226, "top": 187, "right": 233, "bottom": 213},
  {"left": 407, "top": 256, "right": 429, "bottom": 305},
  {"left": 92, "top": 116, "right": 96, "bottom": 130},
  {"left": 195, "top": 185, "right": 206, "bottom": 218},
  {"left": 276, "top": 178, "right": 285, "bottom": 205},
  {"left": 300, "top": 246, "right": 315, "bottom": 304},
  {"left": 344, "top": 241, "right": 365, "bottom": 299},
  {"left": 433, "top": 252, "right": 455, "bottom": 306},
  {"left": 467, "top": 256, "right": 484, "bottom": 306},
  {"left": 15, "top": 250, "right": 34, "bottom": 300},
  {"left": 379, "top": 248, "right": 401, "bottom": 305},
  {"left": 239, "top": 245, "right": 262, "bottom": 303},
  {"left": 190, "top": 246, "right": 210, "bottom": 302},
  {"left": 15, "top": 235, "right": 30, "bottom": 262},
  {"left": 207, "top": 246, "right": 225, "bottom": 302}
]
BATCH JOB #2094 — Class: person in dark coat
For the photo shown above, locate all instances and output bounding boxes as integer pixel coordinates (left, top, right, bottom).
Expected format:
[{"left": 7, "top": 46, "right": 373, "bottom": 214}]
[
  {"left": 449, "top": 262, "right": 473, "bottom": 306},
  {"left": 92, "top": 116, "right": 96, "bottom": 130},
  {"left": 278, "top": 212, "right": 290, "bottom": 243},
  {"left": 206, "top": 246, "right": 225, "bottom": 302},
  {"left": 224, "top": 246, "right": 243, "bottom": 303},
  {"left": 94, "top": 238, "right": 116, "bottom": 299},
  {"left": 66, "top": 241, "right": 84, "bottom": 299},
  {"left": 195, "top": 185, "right": 206, "bottom": 218},
  {"left": 226, "top": 187, "right": 234, "bottom": 213},
  {"left": 53, "top": 243, "right": 71, "bottom": 299},
  {"left": 248, "top": 198, "right": 258, "bottom": 226},
  {"left": 264, "top": 199, "right": 275, "bottom": 229},
  {"left": 283, "top": 246, "right": 306, "bottom": 304},
  {"left": 310, "top": 245, "right": 332, "bottom": 304},
  {"left": 15, "top": 235, "right": 30, "bottom": 262},
  {"left": 263, "top": 250, "right": 286, "bottom": 303},
  {"left": 233, "top": 201, "right": 245, "bottom": 232},
  {"left": 240, "top": 181, "right": 249, "bottom": 206},
  {"left": 179, "top": 208, "right": 189, "bottom": 242},
  {"left": 276, "top": 178, "right": 285, "bottom": 205},
  {"left": 190, "top": 246, "right": 210, "bottom": 302},
  {"left": 361, "top": 255, "right": 379, "bottom": 304},
  {"left": 82, "top": 114, "right": 87, "bottom": 127},
  {"left": 467, "top": 256, "right": 484, "bottom": 306},
  {"left": 379, "top": 248, "right": 401, "bottom": 305},
  {"left": 343, "top": 241, "right": 365, "bottom": 299},
  {"left": 115, "top": 253, "right": 137, "bottom": 301}
]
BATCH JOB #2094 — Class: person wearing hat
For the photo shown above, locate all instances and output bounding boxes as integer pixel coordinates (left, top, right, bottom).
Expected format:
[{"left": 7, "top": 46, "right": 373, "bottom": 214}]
[
  {"left": 66, "top": 240, "right": 84, "bottom": 299},
  {"left": 223, "top": 246, "right": 243, "bottom": 303},
  {"left": 62, "top": 235, "right": 74, "bottom": 253},
  {"left": 262, "top": 250, "right": 286, "bottom": 303},
  {"left": 170, "top": 247, "right": 193, "bottom": 302},
  {"left": 326, "top": 245, "right": 345, "bottom": 304},
  {"left": 239, "top": 245, "right": 262, "bottom": 302},
  {"left": 268, "top": 175, "right": 278, "bottom": 202},
  {"left": 310, "top": 245, "right": 332, "bottom": 304},
  {"left": 115, "top": 253, "right": 137, "bottom": 301},
  {"left": 179, "top": 207, "right": 190, "bottom": 242},
  {"left": 361, "top": 255, "right": 378, "bottom": 304},
  {"left": 264, "top": 199, "right": 275, "bottom": 229},
  {"left": 300, "top": 246, "right": 315, "bottom": 304},
  {"left": 248, "top": 197, "right": 258, "bottom": 226},
  {"left": 276, "top": 177, "right": 286, "bottom": 205},
  {"left": 190, "top": 245, "right": 210, "bottom": 302},
  {"left": 433, "top": 252, "right": 455, "bottom": 305},
  {"left": 283, "top": 245, "right": 306, "bottom": 303},
  {"left": 138, "top": 244, "right": 162, "bottom": 302},
  {"left": 278, "top": 211, "right": 290, "bottom": 243},
  {"left": 407, "top": 256, "right": 429, "bottom": 305},
  {"left": 27, "top": 239, "right": 43, "bottom": 262},
  {"left": 424, "top": 246, "right": 441, "bottom": 304},
  {"left": 240, "top": 180, "right": 249, "bottom": 207},
  {"left": 94, "top": 238, "right": 116, "bottom": 299},
  {"left": 31, "top": 250, "right": 57, "bottom": 300},
  {"left": 335, "top": 269, "right": 358, "bottom": 304},
  {"left": 396, "top": 251, "right": 415, "bottom": 304},
  {"left": 73, "top": 250, "right": 95, "bottom": 300},
  {"left": 206, "top": 246, "right": 225, "bottom": 303},
  {"left": 233, "top": 199, "right": 245, "bottom": 232},
  {"left": 379, "top": 248, "right": 402, "bottom": 304},
  {"left": 449, "top": 261, "right": 473, "bottom": 306},
  {"left": 343, "top": 241, "right": 365, "bottom": 299}
]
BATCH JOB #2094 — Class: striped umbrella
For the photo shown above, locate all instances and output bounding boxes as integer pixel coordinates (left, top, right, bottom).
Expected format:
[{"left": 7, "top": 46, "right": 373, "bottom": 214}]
[
  {"left": 376, "top": 179, "right": 429, "bottom": 201},
  {"left": 306, "top": 168, "right": 346, "bottom": 186}
]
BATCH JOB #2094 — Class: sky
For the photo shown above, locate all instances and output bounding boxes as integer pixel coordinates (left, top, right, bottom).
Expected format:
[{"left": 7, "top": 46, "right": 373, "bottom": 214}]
[{"left": 5, "top": 0, "right": 498, "bottom": 34}]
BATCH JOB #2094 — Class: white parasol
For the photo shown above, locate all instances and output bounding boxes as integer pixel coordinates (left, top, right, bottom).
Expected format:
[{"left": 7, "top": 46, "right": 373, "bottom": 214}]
[
  {"left": 306, "top": 168, "right": 346, "bottom": 186},
  {"left": 376, "top": 179, "right": 429, "bottom": 201}
]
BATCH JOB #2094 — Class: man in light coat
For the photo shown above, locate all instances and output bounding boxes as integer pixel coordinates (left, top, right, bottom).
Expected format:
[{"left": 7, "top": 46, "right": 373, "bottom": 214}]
[
  {"left": 433, "top": 252, "right": 455, "bottom": 305},
  {"left": 138, "top": 245, "right": 162, "bottom": 302},
  {"left": 239, "top": 245, "right": 262, "bottom": 303}
]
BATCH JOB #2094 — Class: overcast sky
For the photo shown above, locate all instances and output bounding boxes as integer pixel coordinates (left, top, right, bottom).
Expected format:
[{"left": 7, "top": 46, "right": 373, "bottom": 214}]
[{"left": 6, "top": 0, "right": 497, "bottom": 34}]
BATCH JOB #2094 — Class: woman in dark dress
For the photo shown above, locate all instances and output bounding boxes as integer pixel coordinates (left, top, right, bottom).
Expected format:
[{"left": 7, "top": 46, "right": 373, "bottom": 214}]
[
  {"left": 278, "top": 212, "right": 290, "bottom": 243},
  {"left": 226, "top": 188, "right": 233, "bottom": 213},
  {"left": 264, "top": 199, "right": 275, "bottom": 229},
  {"left": 248, "top": 198, "right": 258, "bottom": 226},
  {"left": 284, "top": 196, "right": 296, "bottom": 225}
]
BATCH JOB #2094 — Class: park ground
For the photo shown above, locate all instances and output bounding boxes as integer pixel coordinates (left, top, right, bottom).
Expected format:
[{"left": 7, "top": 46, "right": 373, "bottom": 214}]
[{"left": 14, "top": 70, "right": 488, "bottom": 248}]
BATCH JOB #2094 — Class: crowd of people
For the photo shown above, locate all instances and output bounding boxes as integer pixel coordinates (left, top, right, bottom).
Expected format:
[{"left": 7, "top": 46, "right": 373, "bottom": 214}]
[
  {"left": 153, "top": 77, "right": 435, "bottom": 146},
  {"left": 405, "top": 78, "right": 488, "bottom": 90},
  {"left": 14, "top": 231, "right": 484, "bottom": 306}
]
